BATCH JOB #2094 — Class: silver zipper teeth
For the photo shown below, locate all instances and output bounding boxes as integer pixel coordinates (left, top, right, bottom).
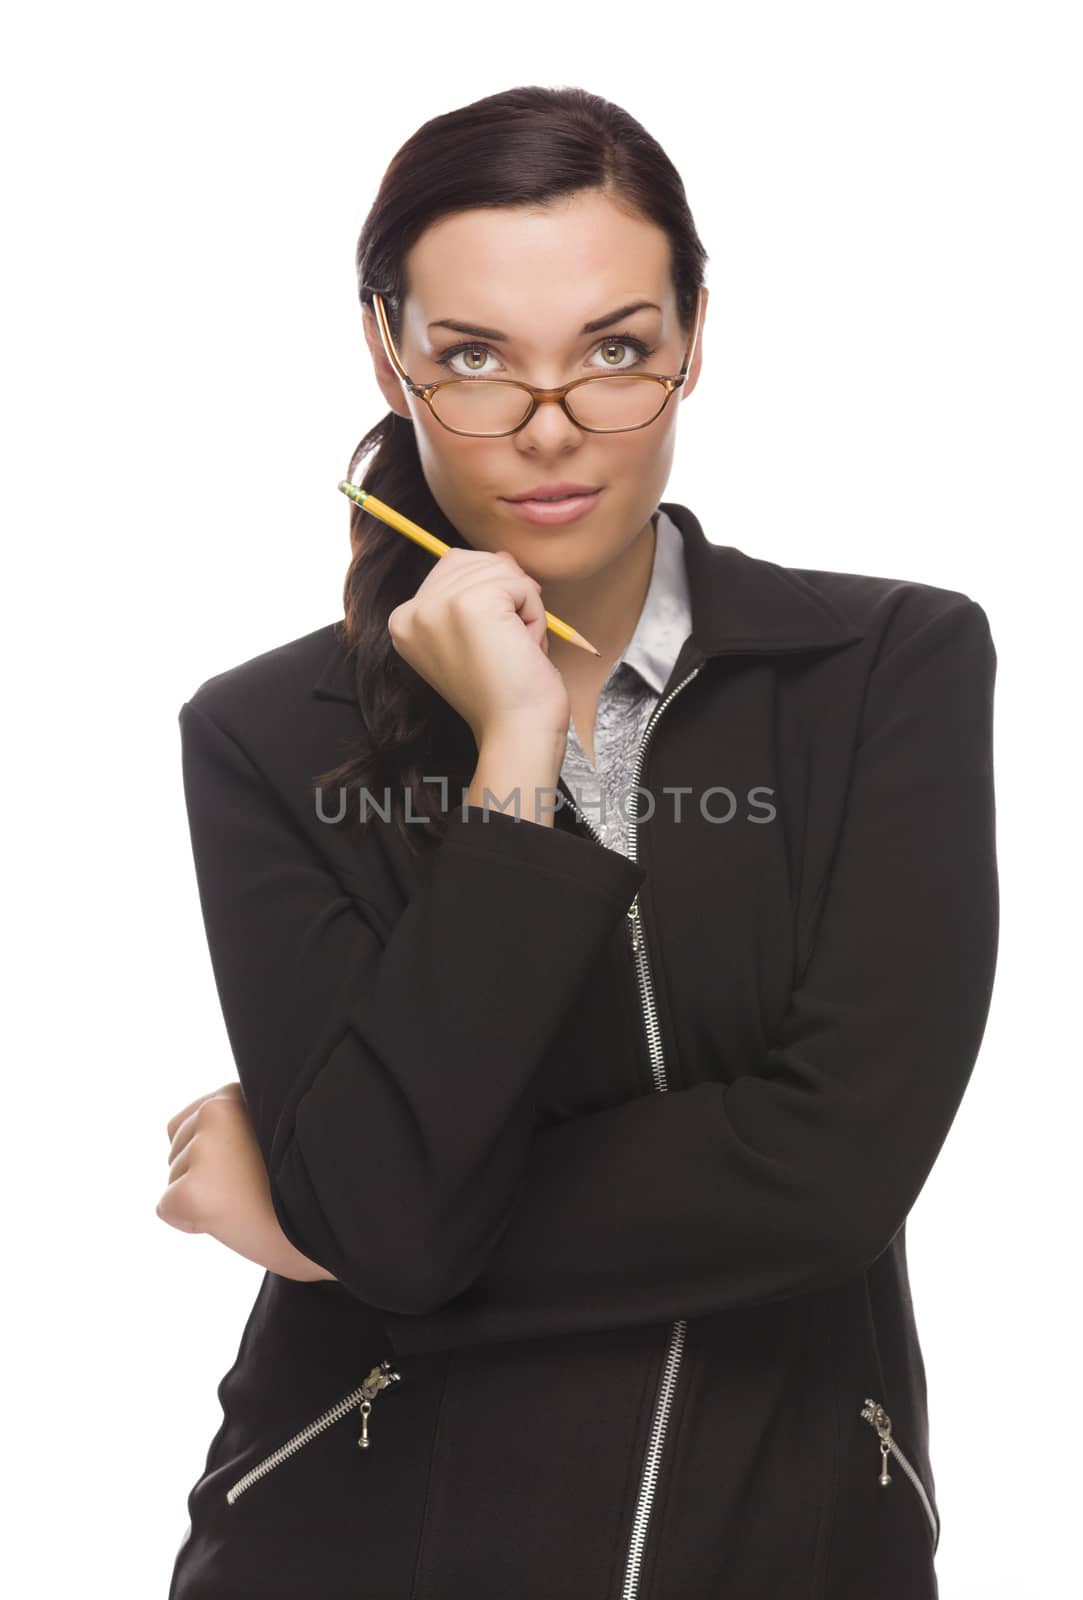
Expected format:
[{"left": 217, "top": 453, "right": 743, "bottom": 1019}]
[
  {"left": 860, "top": 1398, "right": 941, "bottom": 1553},
  {"left": 225, "top": 1359, "right": 402, "bottom": 1506},
  {"left": 560, "top": 662, "right": 704, "bottom": 1600}
]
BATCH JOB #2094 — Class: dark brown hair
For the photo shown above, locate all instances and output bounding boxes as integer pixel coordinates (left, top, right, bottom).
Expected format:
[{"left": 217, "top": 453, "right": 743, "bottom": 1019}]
[{"left": 315, "top": 85, "right": 709, "bottom": 856}]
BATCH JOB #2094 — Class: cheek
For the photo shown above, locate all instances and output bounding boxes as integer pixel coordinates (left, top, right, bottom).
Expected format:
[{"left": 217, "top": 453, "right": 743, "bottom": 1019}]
[
  {"left": 413, "top": 417, "right": 482, "bottom": 488},
  {"left": 412, "top": 414, "right": 450, "bottom": 473},
  {"left": 600, "top": 419, "right": 678, "bottom": 503},
  {"left": 610, "top": 408, "right": 677, "bottom": 464},
  {"left": 411, "top": 431, "right": 503, "bottom": 550},
  {"left": 416, "top": 429, "right": 519, "bottom": 519}
]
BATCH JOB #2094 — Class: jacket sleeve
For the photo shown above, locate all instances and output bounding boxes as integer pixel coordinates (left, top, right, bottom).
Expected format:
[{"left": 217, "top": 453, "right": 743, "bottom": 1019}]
[
  {"left": 378, "top": 597, "right": 999, "bottom": 1356},
  {"left": 176, "top": 696, "right": 645, "bottom": 1314}
]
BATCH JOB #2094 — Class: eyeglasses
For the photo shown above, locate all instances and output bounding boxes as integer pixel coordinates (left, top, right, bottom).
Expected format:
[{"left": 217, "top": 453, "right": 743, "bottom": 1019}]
[{"left": 365, "top": 285, "right": 705, "bottom": 438}]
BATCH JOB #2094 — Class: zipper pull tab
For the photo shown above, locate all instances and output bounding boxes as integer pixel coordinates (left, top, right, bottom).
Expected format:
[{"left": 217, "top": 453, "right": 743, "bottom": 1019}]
[
  {"left": 627, "top": 896, "right": 642, "bottom": 954},
  {"left": 861, "top": 1398, "right": 894, "bottom": 1487},
  {"left": 357, "top": 1358, "right": 402, "bottom": 1450}
]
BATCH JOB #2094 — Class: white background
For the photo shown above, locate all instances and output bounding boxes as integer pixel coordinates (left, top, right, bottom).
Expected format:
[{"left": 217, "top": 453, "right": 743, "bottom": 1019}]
[{"left": 3, "top": 2, "right": 1078, "bottom": 1594}]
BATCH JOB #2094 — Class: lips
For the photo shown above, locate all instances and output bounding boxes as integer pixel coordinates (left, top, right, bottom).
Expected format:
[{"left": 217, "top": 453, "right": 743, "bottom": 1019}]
[
  {"left": 500, "top": 487, "right": 605, "bottom": 526},
  {"left": 502, "top": 483, "right": 601, "bottom": 502}
]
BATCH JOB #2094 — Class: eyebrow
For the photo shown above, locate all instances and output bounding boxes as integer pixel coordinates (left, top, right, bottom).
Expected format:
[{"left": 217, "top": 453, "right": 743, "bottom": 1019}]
[{"left": 427, "top": 301, "right": 662, "bottom": 340}]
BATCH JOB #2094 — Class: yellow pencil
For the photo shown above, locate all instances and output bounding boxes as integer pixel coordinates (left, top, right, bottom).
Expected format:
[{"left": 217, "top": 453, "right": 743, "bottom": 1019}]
[{"left": 338, "top": 481, "right": 602, "bottom": 658}]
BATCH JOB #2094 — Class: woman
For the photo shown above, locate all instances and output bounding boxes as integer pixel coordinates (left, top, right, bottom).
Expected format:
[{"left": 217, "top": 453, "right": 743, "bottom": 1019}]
[{"left": 160, "top": 85, "right": 998, "bottom": 1599}]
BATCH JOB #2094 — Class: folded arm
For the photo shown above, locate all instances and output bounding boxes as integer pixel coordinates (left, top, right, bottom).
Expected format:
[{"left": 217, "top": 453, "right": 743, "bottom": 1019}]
[
  {"left": 177, "top": 697, "right": 644, "bottom": 1315},
  {"left": 373, "top": 598, "right": 999, "bottom": 1355}
]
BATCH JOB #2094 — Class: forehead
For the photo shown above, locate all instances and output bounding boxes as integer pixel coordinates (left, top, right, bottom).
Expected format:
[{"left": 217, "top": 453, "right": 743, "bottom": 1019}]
[{"left": 402, "top": 194, "right": 674, "bottom": 336}]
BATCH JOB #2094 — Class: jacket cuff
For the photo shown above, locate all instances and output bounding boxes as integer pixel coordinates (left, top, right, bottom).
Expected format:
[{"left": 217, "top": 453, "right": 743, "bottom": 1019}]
[{"left": 437, "top": 804, "right": 646, "bottom": 907}]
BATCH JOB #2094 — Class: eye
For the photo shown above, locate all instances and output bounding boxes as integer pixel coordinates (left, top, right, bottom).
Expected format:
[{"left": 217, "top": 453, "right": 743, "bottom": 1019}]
[
  {"left": 433, "top": 333, "right": 657, "bottom": 379},
  {"left": 434, "top": 343, "right": 498, "bottom": 377},
  {"left": 589, "top": 336, "right": 655, "bottom": 371}
]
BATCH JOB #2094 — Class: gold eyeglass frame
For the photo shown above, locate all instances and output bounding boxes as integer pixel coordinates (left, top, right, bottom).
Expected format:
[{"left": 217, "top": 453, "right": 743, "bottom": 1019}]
[{"left": 366, "top": 284, "right": 705, "bottom": 437}]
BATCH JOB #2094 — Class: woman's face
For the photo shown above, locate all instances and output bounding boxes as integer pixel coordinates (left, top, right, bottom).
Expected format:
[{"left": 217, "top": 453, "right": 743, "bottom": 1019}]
[{"left": 362, "top": 189, "right": 706, "bottom": 588}]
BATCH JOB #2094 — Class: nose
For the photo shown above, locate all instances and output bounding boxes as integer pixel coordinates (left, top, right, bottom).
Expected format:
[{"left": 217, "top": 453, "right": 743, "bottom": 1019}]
[{"left": 513, "top": 393, "right": 584, "bottom": 448}]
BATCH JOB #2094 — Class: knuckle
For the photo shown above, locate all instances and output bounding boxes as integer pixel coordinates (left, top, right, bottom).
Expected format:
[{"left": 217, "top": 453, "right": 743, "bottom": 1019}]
[{"left": 158, "top": 1180, "right": 198, "bottom": 1232}]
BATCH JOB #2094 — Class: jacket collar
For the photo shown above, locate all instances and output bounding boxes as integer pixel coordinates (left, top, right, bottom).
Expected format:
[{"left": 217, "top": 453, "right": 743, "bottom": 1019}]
[
  {"left": 313, "top": 499, "right": 864, "bottom": 702},
  {"left": 666, "top": 500, "right": 864, "bottom": 661}
]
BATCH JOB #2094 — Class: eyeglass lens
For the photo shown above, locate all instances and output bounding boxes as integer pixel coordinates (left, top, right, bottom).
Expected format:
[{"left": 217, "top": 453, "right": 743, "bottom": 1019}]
[{"left": 429, "top": 376, "right": 669, "bottom": 435}]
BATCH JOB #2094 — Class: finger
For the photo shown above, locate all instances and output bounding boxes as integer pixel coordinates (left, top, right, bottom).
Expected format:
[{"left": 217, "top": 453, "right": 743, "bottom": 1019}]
[
  {"left": 417, "top": 545, "right": 495, "bottom": 602},
  {"left": 452, "top": 555, "right": 544, "bottom": 629},
  {"left": 166, "top": 1093, "right": 211, "bottom": 1144},
  {"left": 513, "top": 574, "right": 550, "bottom": 650},
  {"left": 426, "top": 546, "right": 526, "bottom": 603},
  {"left": 164, "top": 1126, "right": 198, "bottom": 1183},
  {"left": 155, "top": 1171, "right": 204, "bottom": 1234},
  {"left": 166, "top": 1081, "right": 243, "bottom": 1144},
  {"left": 167, "top": 1089, "right": 239, "bottom": 1165}
]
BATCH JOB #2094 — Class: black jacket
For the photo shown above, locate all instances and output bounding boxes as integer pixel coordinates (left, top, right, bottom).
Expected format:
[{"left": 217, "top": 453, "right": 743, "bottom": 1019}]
[{"left": 167, "top": 501, "right": 998, "bottom": 1599}]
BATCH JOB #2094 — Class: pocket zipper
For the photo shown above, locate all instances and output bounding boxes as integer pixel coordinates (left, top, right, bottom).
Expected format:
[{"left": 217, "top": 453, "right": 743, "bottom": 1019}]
[
  {"left": 860, "top": 1398, "right": 940, "bottom": 1553},
  {"left": 225, "top": 1357, "right": 403, "bottom": 1506}
]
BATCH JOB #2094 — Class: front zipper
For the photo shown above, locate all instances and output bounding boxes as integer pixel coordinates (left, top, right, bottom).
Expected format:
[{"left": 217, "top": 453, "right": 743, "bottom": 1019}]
[
  {"left": 559, "top": 660, "right": 704, "bottom": 1600},
  {"left": 860, "top": 1398, "right": 940, "bottom": 1553},
  {"left": 225, "top": 1357, "right": 403, "bottom": 1506}
]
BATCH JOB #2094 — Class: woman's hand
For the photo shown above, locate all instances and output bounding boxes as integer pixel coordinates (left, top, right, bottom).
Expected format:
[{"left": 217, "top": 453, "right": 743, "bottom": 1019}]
[
  {"left": 388, "top": 545, "right": 570, "bottom": 751},
  {"left": 156, "top": 1081, "right": 335, "bottom": 1283}
]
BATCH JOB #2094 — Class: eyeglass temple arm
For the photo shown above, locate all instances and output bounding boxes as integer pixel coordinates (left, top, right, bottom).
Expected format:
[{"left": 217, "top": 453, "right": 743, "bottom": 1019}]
[
  {"left": 368, "top": 291, "right": 412, "bottom": 384},
  {"left": 678, "top": 285, "right": 705, "bottom": 378}
]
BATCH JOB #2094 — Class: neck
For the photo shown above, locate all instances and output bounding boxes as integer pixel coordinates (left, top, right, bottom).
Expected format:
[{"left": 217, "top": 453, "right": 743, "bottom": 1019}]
[{"left": 544, "top": 515, "right": 657, "bottom": 675}]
